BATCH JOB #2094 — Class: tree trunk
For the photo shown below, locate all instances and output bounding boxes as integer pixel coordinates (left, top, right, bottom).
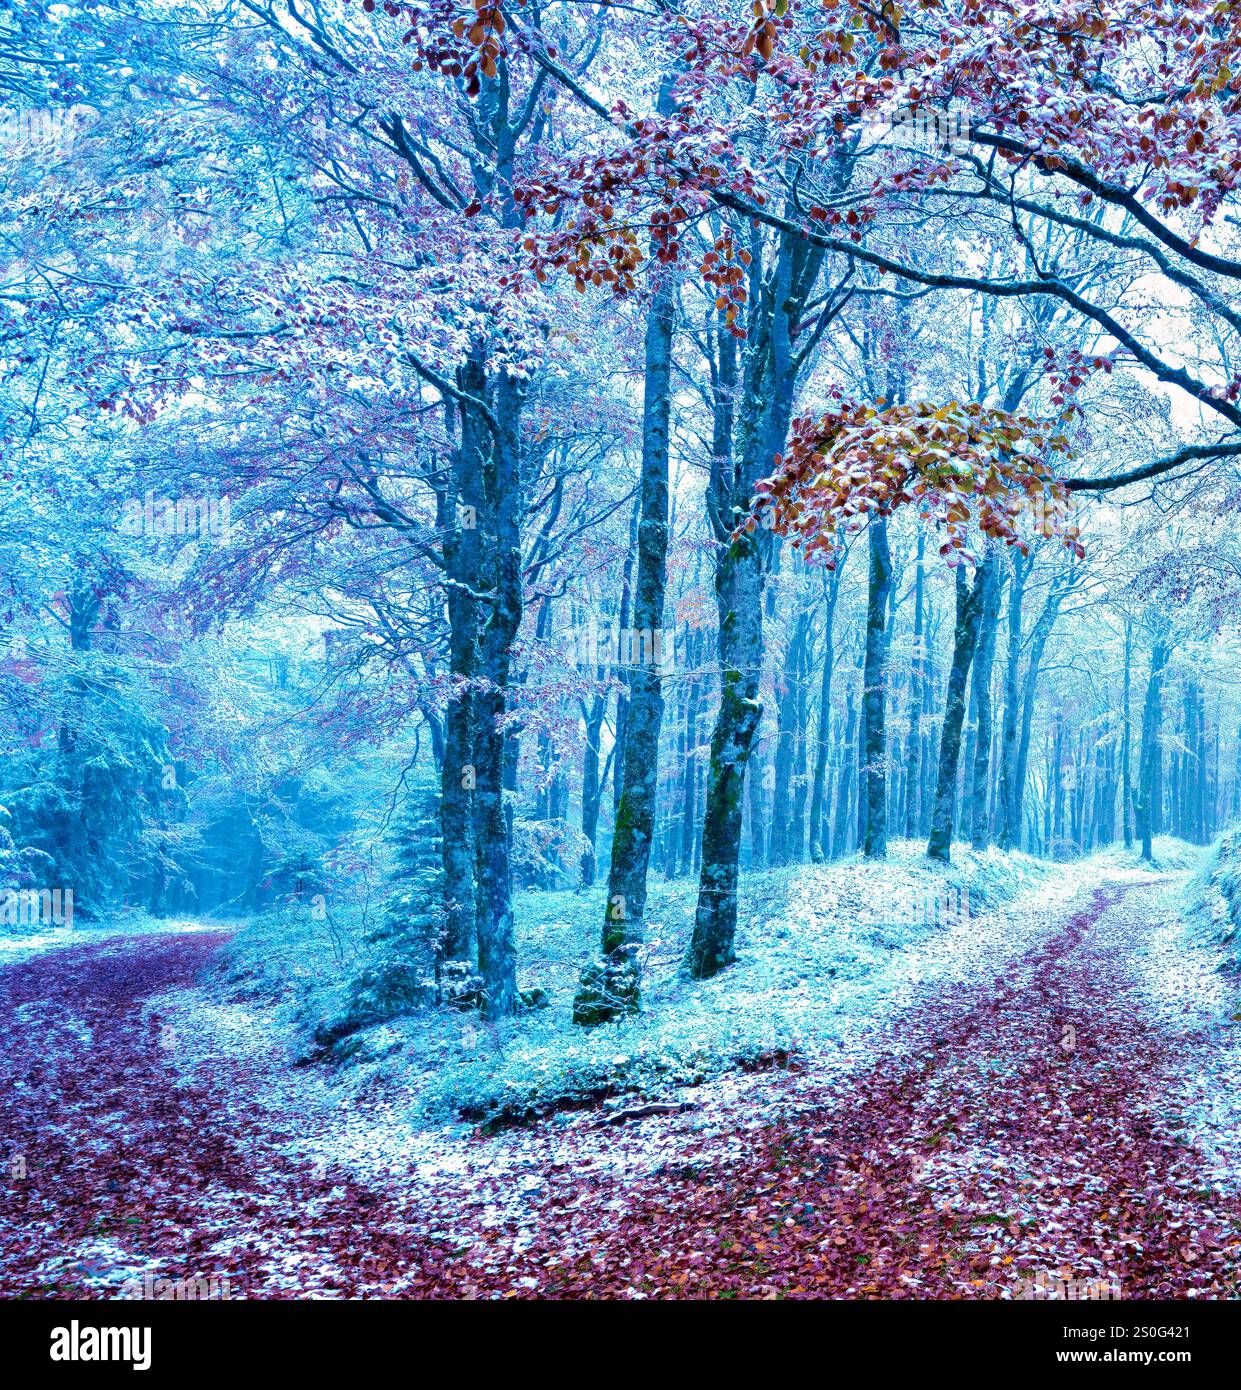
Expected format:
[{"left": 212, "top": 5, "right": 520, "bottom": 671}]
[
  {"left": 579, "top": 684, "right": 608, "bottom": 887},
  {"left": 687, "top": 223, "right": 827, "bottom": 978},
  {"left": 770, "top": 589, "right": 810, "bottom": 866},
  {"left": 927, "top": 561, "right": 986, "bottom": 863},
  {"left": 1121, "top": 616, "right": 1134, "bottom": 849},
  {"left": 861, "top": 518, "right": 893, "bottom": 858},
  {"left": 678, "top": 629, "right": 706, "bottom": 875},
  {"left": 903, "top": 532, "right": 926, "bottom": 841},
  {"left": 685, "top": 542, "right": 765, "bottom": 977},
  {"left": 583, "top": 261, "right": 676, "bottom": 1017},
  {"left": 1009, "top": 563, "right": 1075, "bottom": 850},
  {"left": 611, "top": 501, "right": 640, "bottom": 815},
  {"left": 969, "top": 542, "right": 1003, "bottom": 849},
  {"left": 809, "top": 562, "right": 844, "bottom": 859},
  {"left": 439, "top": 358, "right": 485, "bottom": 963},
  {"left": 995, "top": 550, "right": 1029, "bottom": 850},
  {"left": 1136, "top": 634, "right": 1170, "bottom": 863},
  {"left": 790, "top": 614, "right": 811, "bottom": 859},
  {"left": 1051, "top": 714, "right": 1066, "bottom": 857},
  {"left": 832, "top": 681, "right": 858, "bottom": 858},
  {"left": 473, "top": 370, "right": 524, "bottom": 1019}
]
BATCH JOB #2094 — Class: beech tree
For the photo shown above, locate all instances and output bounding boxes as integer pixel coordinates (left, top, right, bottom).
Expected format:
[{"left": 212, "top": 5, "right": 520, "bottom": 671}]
[{"left": 6, "top": 0, "right": 1241, "bottom": 1021}]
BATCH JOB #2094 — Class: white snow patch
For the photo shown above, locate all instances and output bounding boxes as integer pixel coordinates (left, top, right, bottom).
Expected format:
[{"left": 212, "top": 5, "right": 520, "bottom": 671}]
[{"left": 1128, "top": 876, "right": 1241, "bottom": 1193}]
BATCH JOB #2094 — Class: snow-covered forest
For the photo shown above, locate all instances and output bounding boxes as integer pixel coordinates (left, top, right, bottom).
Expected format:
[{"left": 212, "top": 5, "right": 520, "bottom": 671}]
[{"left": 4, "top": 0, "right": 1241, "bottom": 1342}]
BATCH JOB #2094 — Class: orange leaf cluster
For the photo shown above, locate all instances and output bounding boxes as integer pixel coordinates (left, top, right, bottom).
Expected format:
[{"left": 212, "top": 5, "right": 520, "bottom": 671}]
[
  {"left": 448, "top": 0, "right": 506, "bottom": 95},
  {"left": 747, "top": 399, "right": 1080, "bottom": 567},
  {"left": 740, "top": 0, "right": 785, "bottom": 65},
  {"left": 700, "top": 231, "right": 751, "bottom": 337}
]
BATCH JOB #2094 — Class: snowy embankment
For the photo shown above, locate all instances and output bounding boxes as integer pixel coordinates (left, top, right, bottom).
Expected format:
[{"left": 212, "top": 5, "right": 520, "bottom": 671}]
[
  {"left": 189, "top": 843, "right": 1064, "bottom": 1124},
  {"left": 1131, "top": 830, "right": 1241, "bottom": 1193},
  {"left": 144, "top": 844, "right": 1180, "bottom": 1174}
]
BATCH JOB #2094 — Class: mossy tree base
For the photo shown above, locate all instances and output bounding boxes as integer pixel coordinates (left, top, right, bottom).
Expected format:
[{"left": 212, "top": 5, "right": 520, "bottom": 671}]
[{"left": 572, "top": 945, "right": 641, "bottom": 1027}]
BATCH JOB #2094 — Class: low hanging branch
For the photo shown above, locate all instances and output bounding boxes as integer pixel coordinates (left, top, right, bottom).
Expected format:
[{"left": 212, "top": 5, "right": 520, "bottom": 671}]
[{"left": 746, "top": 399, "right": 1083, "bottom": 566}]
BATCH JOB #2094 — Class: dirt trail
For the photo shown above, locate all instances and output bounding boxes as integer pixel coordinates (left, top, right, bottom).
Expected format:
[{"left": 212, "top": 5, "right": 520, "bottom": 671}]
[
  {"left": 0, "top": 933, "right": 427, "bottom": 1298},
  {"left": 489, "top": 882, "right": 1241, "bottom": 1298},
  {"left": 2, "top": 881, "right": 1239, "bottom": 1299}
]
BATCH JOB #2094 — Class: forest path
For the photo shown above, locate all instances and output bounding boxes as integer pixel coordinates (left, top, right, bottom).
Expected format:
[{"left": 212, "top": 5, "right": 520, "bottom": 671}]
[
  {"left": 0, "top": 931, "right": 430, "bottom": 1298},
  {"left": 2, "top": 879, "right": 1240, "bottom": 1298},
  {"left": 485, "top": 879, "right": 1241, "bottom": 1298}
]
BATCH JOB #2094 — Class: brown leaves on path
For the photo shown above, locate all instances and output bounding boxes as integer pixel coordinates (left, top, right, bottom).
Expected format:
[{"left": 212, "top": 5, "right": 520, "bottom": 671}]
[{"left": 2, "top": 884, "right": 1239, "bottom": 1300}]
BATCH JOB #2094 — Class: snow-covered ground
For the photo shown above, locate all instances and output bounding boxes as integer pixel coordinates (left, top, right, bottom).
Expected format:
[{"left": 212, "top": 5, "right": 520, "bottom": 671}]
[
  {"left": 7, "top": 838, "right": 1241, "bottom": 1299},
  {"left": 1129, "top": 843, "right": 1241, "bottom": 1200},
  {"left": 146, "top": 844, "right": 1174, "bottom": 1196},
  {"left": 189, "top": 842, "right": 1070, "bottom": 1126}
]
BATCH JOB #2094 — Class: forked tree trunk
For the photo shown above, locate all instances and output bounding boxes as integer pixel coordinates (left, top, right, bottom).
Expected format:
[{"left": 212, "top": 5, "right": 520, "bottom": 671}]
[{"left": 686, "top": 223, "right": 827, "bottom": 979}]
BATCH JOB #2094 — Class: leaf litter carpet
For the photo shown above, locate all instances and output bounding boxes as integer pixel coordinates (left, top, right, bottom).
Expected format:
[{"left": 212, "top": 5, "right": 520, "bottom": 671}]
[{"left": 2, "top": 881, "right": 1239, "bottom": 1299}]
